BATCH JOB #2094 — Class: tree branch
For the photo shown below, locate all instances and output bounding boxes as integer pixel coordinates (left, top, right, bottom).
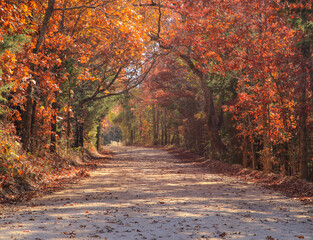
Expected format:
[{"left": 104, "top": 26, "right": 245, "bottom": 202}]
[
  {"left": 157, "top": 2, "right": 162, "bottom": 38},
  {"left": 34, "top": 0, "right": 56, "bottom": 53},
  {"left": 106, "top": 66, "right": 124, "bottom": 90},
  {"left": 133, "top": 1, "right": 166, "bottom": 8},
  {"left": 80, "top": 66, "right": 124, "bottom": 104},
  {"left": 82, "top": 58, "right": 157, "bottom": 103},
  {"left": 54, "top": 3, "right": 105, "bottom": 11}
]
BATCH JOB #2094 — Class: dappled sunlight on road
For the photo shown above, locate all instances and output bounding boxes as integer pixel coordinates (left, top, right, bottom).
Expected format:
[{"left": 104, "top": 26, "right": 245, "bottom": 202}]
[{"left": 1, "top": 146, "right": 312, "bottom": 239}]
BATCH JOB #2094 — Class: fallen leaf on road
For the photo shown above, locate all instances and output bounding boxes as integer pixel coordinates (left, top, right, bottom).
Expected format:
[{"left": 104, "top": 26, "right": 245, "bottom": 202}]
[{"left": 266, "top": 236, "right": 275, "bottom": 240}]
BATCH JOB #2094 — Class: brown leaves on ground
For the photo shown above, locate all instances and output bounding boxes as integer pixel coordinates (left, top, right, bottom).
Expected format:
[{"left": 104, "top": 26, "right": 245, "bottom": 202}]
[
  {"left": 0, "top": 149, "right": 112, "bottom": 204},
  {"left": 167, "top": 147, "right": 313, "bottom": 205}
]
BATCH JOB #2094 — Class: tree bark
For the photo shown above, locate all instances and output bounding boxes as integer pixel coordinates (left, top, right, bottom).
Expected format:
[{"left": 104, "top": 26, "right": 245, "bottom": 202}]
[
  {"left": 67, "top": 104, "right": 71, "bottom": 152},
  {"left": 22, "top": 0, "right": 56, "bottom": 152},
  {"left": 163, "top": 108, "right": 167, "bottom": 145},
  {"left": 175, "top": 125, "right": 179, "bottom": 145},
  {"left": 59, "top": 0, "right": 67, "bottom": 32},
  {"left": 79, "top": 122, "right": 84, "bottom": 148},
  {"left": 34, "top": 0, "right": 56, "bottom": 54},
  {"left": 179, "top": 54, "right": 225, "bottom": 158},
  {"left": 299, "top": 71, "right": 308, "bottom": 179},
  {"left": 96, "top": 123, "right": 101, "bottom": 151},
  {"left": 250, "top": 140, "right": 256, "bottom": 170},
  {"left": 200, "top": 74, "right": 225, "bottom": 158},
  {"left": 242, "top": 135, "right": 248, "bottom": 168},
  {"left": 161, "top": 110, "right": 164, "bottom": 145},
  {"left": 130, "top": 129, "right": 134, "bottom": 145},
  {"left": 74, "top": 117, "right": 80, "bottom": 148},
  {"left": 304, "top": 46, "right": 313, "bottom": 180},
  {"left": 50, "top": 102, "right": 57, "bottom": 152},
  {"left": 152, "top": 104, "right": 158, "bottom": 145},
  {"left": 262, "top": 102, "right": 272, "bottom": 172},
  {"left": 156, "top": 107, "right": 160, "bottom": 144},
  {"left": 22, "top": 84, "right": 33, "bottom": 151}
]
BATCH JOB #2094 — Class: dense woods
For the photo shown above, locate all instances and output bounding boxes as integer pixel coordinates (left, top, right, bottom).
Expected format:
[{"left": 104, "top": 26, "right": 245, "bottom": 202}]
[
  {"left": 113, "top": 0, "right": 313, "bottom": 181},
  {"left": 0, "top": 0, "right": 313, "bottom": 195}
]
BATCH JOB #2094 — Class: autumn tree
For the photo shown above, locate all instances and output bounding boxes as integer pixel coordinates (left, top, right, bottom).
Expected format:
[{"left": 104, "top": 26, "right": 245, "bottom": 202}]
[
  {"left": 1, "top": 0, "right": 313, "bottom": 181},
  {"left": 1, "top": 0, "right": 155, "bottom": 153}
]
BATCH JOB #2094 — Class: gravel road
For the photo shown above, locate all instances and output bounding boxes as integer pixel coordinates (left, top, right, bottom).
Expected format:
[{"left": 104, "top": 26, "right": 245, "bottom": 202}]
[{"left": 0, "top": 146, "right": 312, "bottom": 240}]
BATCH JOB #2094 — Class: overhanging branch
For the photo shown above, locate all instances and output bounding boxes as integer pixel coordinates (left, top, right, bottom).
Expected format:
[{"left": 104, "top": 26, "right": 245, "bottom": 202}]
[{"left": 82, "top": 58, "right": 158, "bottom": 103}]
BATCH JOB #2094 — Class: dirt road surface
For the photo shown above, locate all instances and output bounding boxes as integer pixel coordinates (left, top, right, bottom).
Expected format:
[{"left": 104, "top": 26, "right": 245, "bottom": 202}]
[{"left": 0, "top": 146, "right": 312, "bottom": 239}]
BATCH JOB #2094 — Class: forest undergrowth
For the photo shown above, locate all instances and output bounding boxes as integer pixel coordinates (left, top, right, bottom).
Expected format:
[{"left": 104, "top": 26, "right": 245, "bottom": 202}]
[{"left": 0, "top": 121, "right": 111, "bottom": 204}]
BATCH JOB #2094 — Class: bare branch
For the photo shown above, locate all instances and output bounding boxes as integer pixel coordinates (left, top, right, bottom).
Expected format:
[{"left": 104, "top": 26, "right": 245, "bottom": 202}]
[
  {"left": 34, "top": 0, "right": 56, "bottom": 53},
  {"left": 106, "top": 66, "right": 124, "bottom": 90},
  {"left": 80, "top": 66, "right": 124, "bottom": 104},
  {"left": 71, "top": 9, "right": 85, "bottom": 36},
  {"left": 179, "top": 54, "right": 205, "bottom": 80},
  {"left": 82, "top": 58, "right": 158, "bottom": 103},
  {"left": 54, "top": 4, "right": 102, "bottom": 11},
  {"left": 157, "top": 1, "right": 162, "bottom": 38},
  {"left": 59, "top": 0, "right": 67, "bottom": 32},
  {"left": 133, "top": 1, "right": 166, "bottom": 8}
]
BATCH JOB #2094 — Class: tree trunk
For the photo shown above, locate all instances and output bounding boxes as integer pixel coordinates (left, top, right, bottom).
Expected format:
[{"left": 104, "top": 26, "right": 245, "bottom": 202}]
[
  {"left": 22, "top": 84, "right": 33, "bottom": 152},
  {"left": 250, "top": 140, "right": 256, "bottom": 170},
  {"left": 163, "top": 108, "right": 167, "bottom": 145},
  {"left": 179, "top": 54, "right": 225, "bottom": 159},
  {"left": 299, "top": 108, "right": 308, "bottom": 180},
  {"left": 175, "top": 125, "right": 179, "bottom": 145},
  {"left": 303, "top": 46, "right": 313, "bottom": 180},
  {"left": 130, "top": 129, "right": 134, "bottom": 145},
  {"left": 200, "top": 76, "right": 225, "bottom": 158},
  {"left": 299, "top": 71, "right": 308, "bottom": 179},
  {"left": 50, "top": 95, "right": 59, "bottom": 152},
  {"left": 59, "top": 0, "right": 67, "bottom": 32},
  {"left": 161, "top": 110, "right": 164, "bottom": 145},
  {"left": 67, "top": 104, "right": 71, "bottom": 152},
  {"left": 262, "top": 102, "right": 272, "bottom": 172},
  {"left": 156, "top": 107, "right": 160, "bottom": 144},
  {"left": 288, "top": 140, "right": 297, "bottom": 176},
  {"left": 34, "top": 0, "right": 56, "bottom": 54},
  {"left": 50, "top": 105, "right": 57, "bottom": 152},
  {"left": 242, "top": 135, "right": 248, "bottom": 168},
  {"left": 96, "top": 123, "right": 101, "bottom": 151},
  {"left": 74, "top": 117, "right": 80, "bottom": 148},
  {"left": 79, "top": 122, "right": 84, "bottom": 148},
  {"left": 22, "top": 0, "right": 56, "bottom": 152},
  {"left": 152, "top": 104, "right": 158, "bottom": 145}
]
